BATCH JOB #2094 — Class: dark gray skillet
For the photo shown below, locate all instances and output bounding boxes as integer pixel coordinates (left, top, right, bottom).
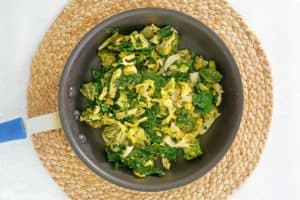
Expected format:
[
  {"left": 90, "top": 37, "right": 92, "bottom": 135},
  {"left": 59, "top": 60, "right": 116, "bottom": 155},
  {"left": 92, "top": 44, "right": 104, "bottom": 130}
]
[{"left": 59, "top": 8, "right": 243, "bottom": 192}]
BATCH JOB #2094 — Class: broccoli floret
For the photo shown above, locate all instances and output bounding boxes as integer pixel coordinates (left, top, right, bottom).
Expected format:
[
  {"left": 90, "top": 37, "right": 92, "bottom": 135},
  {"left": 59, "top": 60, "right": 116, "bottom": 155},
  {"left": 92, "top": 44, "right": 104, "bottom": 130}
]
[
  {"left": 156, "top": 32, "right": 179, "bottom": 56},
  {"left": 141, "top": 24, "right": 160, "bottom": 39},
  {"left": 182, "top": 140, "right": 202, "bottom": 160},
  {"left": 98, "top": 50, "right": 116, "bottom": 68},
  {"left": 80, "top": 82, "right": 99, "bottom": 101},
  {"left": 79, "top": 106, "right": 103, "bottom": 128}
]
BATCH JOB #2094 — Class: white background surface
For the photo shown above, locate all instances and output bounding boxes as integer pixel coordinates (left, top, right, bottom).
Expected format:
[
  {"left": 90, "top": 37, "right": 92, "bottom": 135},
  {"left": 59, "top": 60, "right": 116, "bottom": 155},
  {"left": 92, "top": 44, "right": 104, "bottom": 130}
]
[{"left": 0, "top": 0, "right": 299, "bottom": 199}]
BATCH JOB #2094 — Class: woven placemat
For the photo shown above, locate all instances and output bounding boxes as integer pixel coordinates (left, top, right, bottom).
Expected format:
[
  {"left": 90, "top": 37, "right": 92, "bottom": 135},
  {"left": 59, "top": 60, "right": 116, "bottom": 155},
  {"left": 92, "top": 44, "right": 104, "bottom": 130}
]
[{"left": 27, "top": 0, "right": 273, "bottom": 199}]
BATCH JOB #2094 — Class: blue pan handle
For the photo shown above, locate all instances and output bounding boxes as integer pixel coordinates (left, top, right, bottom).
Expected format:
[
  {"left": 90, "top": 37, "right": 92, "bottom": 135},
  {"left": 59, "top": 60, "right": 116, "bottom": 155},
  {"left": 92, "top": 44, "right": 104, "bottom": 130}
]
[
  {"left": 0, "top": 118, "right": 27, "bottom": 143},
  {"left": 0, "top": 112, "right": 61, "bottom": 143}
]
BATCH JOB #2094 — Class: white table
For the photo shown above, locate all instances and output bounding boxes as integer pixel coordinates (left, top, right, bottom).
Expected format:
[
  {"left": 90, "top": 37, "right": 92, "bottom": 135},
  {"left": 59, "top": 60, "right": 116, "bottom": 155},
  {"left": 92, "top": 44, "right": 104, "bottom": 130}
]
[{"left": 0, "top": 0, "right": 299, "bottom": 199}]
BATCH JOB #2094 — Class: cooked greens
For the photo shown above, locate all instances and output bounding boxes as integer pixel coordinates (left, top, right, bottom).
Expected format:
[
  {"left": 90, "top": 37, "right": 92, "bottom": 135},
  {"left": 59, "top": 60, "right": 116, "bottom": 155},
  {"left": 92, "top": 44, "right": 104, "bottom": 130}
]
[{"left": 79, "top": 24, "right": 223, "bottom": 177}]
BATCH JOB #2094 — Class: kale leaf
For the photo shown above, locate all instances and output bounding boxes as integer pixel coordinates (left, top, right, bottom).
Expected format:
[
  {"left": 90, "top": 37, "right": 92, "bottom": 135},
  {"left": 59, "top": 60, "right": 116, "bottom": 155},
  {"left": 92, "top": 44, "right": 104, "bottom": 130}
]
[
  {"left": 91, "top": 68, "right": 103, "bottom": 82},
  {"left": 140, "top": 103, "right": 163, "bottom": 143},
  {"left": 105, "top": 27, "right": 119, "bottom": 34},
  {"left": 176, "top": 108, "right": 196, "bottom": 132},
  {"left": 199, "top": 61, "right": 223, "bottom": 83},
  {"left": 157, "top": 26, "right": 173, "bottom": 38},
  {"left": 105, "top": 147, "right": 123, "bottom": 169},
  {"left": 96, "top": 100, "right": 113, "bottom": 113},
  {"left": 192, "top": 90, "right": 215, "bottom": 116}
]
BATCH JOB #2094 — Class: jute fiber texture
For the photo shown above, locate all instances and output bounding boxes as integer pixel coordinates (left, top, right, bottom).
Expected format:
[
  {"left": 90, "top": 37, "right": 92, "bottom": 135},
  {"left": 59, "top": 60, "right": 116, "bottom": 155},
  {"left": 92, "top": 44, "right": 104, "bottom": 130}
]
[{"left": 28, "top": 0, "right": 273, "bottom": 199}]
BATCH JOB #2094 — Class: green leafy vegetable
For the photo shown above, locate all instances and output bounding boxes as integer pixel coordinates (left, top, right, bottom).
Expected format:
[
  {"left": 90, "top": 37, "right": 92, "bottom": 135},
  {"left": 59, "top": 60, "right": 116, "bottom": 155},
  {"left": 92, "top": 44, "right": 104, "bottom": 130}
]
[
  {"left": 91, "top": 69, "right": 103, "bottom": 82},
  {"left": 199, "top": 61, "right": 223, "bottom": 83},
  {"left": 156, "top": 31, "right": 179, "bottom": 56},
  {"left": 171, "top": 72, "right": 189, "bottom": 82},
  {"left": 182, "top": 140, "right": 202, "bottom": 160},
  {"left": 157, "top": 26, "right": 173, "bottom": 38},
  {"left": 116, "top": 71, "right": 168, "bottom": 96},
  {"left": 79, "top": 106, "right": 102, "bottom": 128},
  {"left": 141, "top": 71, "right": 168, "bottom": 96},
  {"left": 141, "top": 24, "right": 160, "bottom": 39},
  {"left": 176, "top": 108, "right": 196, "bottom": 132},
  {"left": 140, "top": 103, "right": 163, "bottom": 143},
  {"left": 116, "top": 40, "right": 135, "bottom": 52},
  {"left": 116, "top": 73, "right": 142, "bottom": 87},
  {"left": 80, "top": 82, "right": 99, "bottom": 101},
  {"left": 105, "top": 27, "right": 120, "bottom": 34},
  {"left": 199, "top": 68, "right": 223, "bottom": 83},
  {"left": 98, "top": 50, "right": 116, "bottom": 68},
  {"left": 193, "top": 56, "right": 208, "bottom": 70},
  {"left": 96, "top": 100, "right": 113, "bottom": 113},
  {"left": 192, "top": 90, "right": 215, "bottom": 116},
  {"left": 79, "top": 24, "right": 223, "bottom": 177},
  {"left": 105, "top": 147, "right": 123, "bottom": 169}
]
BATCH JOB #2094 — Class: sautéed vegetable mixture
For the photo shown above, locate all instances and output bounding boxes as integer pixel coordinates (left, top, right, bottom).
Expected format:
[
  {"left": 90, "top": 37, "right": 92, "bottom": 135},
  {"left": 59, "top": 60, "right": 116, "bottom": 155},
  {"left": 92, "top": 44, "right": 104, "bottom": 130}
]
[{"left": 79, "top": 25, "right": 223, "bottom": 177}]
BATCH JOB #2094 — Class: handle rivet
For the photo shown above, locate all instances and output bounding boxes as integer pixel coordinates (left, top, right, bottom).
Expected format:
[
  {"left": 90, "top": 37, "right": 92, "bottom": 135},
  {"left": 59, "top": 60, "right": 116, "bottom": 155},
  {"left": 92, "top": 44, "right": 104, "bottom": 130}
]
[
  {"left": 74, "top": 110, "right": 80, "bottom": 120},
  {"left": 79, "top": 134, "right": 87, "bottom": 144},
  {"left": 68, "top": 87, "right": 73, "bottom": 97}
]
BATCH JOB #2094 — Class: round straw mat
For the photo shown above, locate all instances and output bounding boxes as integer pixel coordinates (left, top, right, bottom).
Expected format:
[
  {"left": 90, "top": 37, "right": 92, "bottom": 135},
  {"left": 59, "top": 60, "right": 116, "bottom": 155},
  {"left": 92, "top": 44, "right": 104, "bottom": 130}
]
[{"left": 27, "top": 0, "right": 273, "bottom": 199}]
